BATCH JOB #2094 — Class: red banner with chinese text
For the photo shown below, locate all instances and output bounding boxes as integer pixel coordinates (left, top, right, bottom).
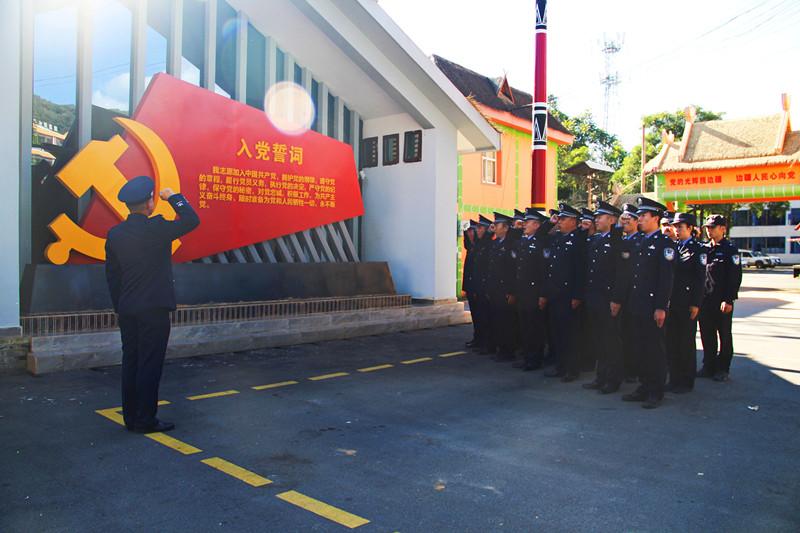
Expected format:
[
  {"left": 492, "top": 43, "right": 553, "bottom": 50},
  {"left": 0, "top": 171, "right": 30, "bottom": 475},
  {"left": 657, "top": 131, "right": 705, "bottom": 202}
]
[
  {"left": 663, "top": 164, "right": 800, "bottom": 191},
  {"left": 78, "top": 73, "right": 363, "bottom": 263}
]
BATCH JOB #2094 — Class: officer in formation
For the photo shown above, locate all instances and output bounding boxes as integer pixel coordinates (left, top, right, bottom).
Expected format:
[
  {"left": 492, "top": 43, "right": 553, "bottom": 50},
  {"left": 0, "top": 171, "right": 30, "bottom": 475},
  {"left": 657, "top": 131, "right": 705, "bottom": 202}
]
[
  {"left": 105, "top": 176, "right": 200, "bottom": 433},
  {"left": 463, "top": 199, "right": 740, "bottom": 409},
  {"left": 698, "top": 215, "right": 743, "bottom": 382},
  {"left": 665, "top": 213, "right": 707, "bottom": 393},
  {"left": 463, "top": 215, "right": 493, "bottom": 353}
]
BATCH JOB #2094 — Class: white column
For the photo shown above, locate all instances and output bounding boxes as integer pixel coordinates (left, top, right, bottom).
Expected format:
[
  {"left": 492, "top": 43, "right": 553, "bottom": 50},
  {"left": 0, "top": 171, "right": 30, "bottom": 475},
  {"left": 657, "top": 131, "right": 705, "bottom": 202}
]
[
  {"left": 166, "top": 0, "right": 183, "bottom": 77},
  {"left": 0, "top": 0, "right": 22, "bottom": 334},
  {"left": 76, "top": 0, "right": 93, "bottom": 217},
  {"left": 202, "top": 0, "right": 217, "bottom": 90},
  {"left": 234, "top": 10, "right": 247, "bottom": 102},
  {"left": 130, "top": 0, "right": 148, "bottom": 110}
]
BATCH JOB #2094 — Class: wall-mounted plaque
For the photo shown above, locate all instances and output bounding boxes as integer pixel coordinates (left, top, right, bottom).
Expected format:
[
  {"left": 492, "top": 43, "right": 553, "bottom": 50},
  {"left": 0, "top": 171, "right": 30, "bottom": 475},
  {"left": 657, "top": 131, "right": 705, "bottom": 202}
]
[
  {"left": 382, "top": 134, "right": 399, "bottom": 166},
  {"left": 403, "top": 130, "right": 422, "bottom": 163},
  {"left": 361, "top": 137, "right": 378, "bottom": 168}
]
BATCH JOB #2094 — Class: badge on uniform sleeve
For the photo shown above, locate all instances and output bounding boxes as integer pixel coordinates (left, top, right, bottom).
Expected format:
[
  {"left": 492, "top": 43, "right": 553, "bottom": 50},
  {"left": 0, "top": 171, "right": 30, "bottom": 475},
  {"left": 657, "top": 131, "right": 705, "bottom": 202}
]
[
  {"left": 733, "top": 255, "right": 740, "bottom": 265},
  {"left": 543, "top": 248, "right": 551, "bottom": 259},
  {"left": 664, "top": 248, "right": 675, "bottom": 261},
  {"left": 699, "top": 253, "right": 707, "bottom": 266}
]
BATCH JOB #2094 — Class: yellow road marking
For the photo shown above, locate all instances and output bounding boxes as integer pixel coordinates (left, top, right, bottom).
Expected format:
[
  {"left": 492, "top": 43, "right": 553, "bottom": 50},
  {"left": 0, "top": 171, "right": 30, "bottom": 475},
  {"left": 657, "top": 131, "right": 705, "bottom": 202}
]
[
  {"left": 187, "top": 390, "right": 240, "bottom": 401},
  {"left": 252, "top": 380, "right": 299, "bottom": 391},
  {"left": 276, "top": 490, "right": 370, "bottom": 529},
  {"left": 357, "top": 364, "right": 394, "bottom": 373},
  {"left": 439, "top": 351, "right": 467, "bottom": 358},
  {"left": 201, "top": 457, "right": 272, "bottom": 487},
  {"left": 401, "top": 357, "right": 433, "bottom": 365},
  {"left": 96, "top": 400, "right": 172, "bottom": 426},
  {"left": 144, "top": 432, "right": 202, "bottom": 455},
  {"left": 308, "top": 372, "right": 350, "bottom": 381}
]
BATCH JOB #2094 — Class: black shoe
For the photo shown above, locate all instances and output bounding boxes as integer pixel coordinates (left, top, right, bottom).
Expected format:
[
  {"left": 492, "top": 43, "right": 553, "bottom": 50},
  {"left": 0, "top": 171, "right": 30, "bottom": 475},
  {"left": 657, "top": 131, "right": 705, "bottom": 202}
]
[
  {"left": 465, "top": 340, "right": 478, "bottom": 348},
  {"left": 664, "top": 383, "right": 675, "bottom": 392},
  {"left": 642, "top": 395, "right": 662, "bottom": 409},
  {"left": 511, "top": 360, "right": 526, "bottom": 369},
  {"left": 493, "top": 352, "right": 515, "bottom": 362},
  {"left": 582, "top": 381, "right": 602, "bottom": 390},
  {"left": 561, "top": 373, "right": 578, "bottom": 383},
  {"left": 671, "top": 385, "right": 693, "bottom": 394},
  {"left": 599, "top": 383, "right": 620, "bottom": 394},
  {"left": 521, "top": 364, "right": 540, "bottom": 372},
  {"left": 624, "top": 376, "right": 638, "bottom": 384},
  {"left": 544, "top": 368, "right": 564, "bottom": 378},
  {"left": 712, "top": 371, "right": 730, "bottom": 382},
  {"left": 697, "top": 366, "right": 715, "bottom": 379},
  {"left": 622, "top": 390, "right": 647, "bottom": 402},
  {"left": 133, "top": 420, "right": 175, "bottom": 434}
]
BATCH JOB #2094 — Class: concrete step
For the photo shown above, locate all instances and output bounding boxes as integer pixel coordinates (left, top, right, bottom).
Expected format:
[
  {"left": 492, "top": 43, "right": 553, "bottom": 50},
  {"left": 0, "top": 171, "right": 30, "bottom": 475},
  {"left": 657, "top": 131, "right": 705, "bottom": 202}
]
[{"left": 27, "top": 302, "right": 471, "bottom": 375}]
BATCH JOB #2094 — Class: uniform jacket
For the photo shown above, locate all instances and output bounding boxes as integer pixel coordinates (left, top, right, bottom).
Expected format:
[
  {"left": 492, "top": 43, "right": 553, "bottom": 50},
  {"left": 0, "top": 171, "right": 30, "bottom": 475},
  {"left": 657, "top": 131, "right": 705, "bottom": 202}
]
[
  {"left": 462, "top": 231, "right": 477, "bottom": 293},
  {"left": 670, "top": 237, "right": 707, "bottom": 309},
  {"left": 628, "top": 230, "right": 677, "bottom": 314},
  {"left": 105, "top": 194, "right": 200, "bottom": 315},
  {"left": 464, "top": 233, "right": 491, "bottom": 295},
  {"left": 486, "top": 235, "right": 516, "bottom": 301},
  {"left": 585, "top": 226, "right": 625, "bottom": 308},
  {"left": 611, "top": 231, "right": 644, "bottom": 305},
  {"left": 704, "top": 238, "right": 743, "bottom": 304},
  {"left": 513, "top": 222, "right": 553, "bottom": 304},
  {"left": 544, "top": 228, "right": 587, "bottom": 301}
]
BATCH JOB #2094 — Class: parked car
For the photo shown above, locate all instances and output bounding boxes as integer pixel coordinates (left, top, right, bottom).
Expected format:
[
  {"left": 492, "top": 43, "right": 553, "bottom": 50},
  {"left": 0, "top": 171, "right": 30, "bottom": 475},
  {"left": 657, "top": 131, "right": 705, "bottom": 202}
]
[
  {"left": 739, "top": 249, "right": 761, "bottom": 269},
  {"left": 752, "top": 251, "right": 776, "bottom": 268}
]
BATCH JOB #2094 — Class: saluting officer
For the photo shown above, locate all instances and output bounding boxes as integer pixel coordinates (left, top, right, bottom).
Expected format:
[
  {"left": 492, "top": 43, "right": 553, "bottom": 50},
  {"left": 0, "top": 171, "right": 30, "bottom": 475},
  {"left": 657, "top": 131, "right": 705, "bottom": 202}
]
[
  {"left": 698, "top": 214, "right": 743, "bottom": 382},
  {"left": 466, "top": 216, "right": 494, "bottom": 352},
  {"left": 542, "top": 203, "right": 587, "bottom": 381},
  {"left": 621, "top": 197, "right": 676, "bottom": 409},
  {"left": 582, "top": 201, "right": 625, "bottom": 394},
  {"left": 463, "top": 220, "right": 480, "bottom": 348},
  {"left": 486, "top": 212, "right": 518, "bottom": 361},
  {"left": 105, "top": 176, "right": 200, "bottom": 433},
  {"left": 614, "top": 203, "right": 644, "bottom": 383},
  {"left": 577, "top": 208, "right": 598, "bottom": 372},
  {"left": 512, "top": 208, "right": 553, "bottom": 371},
  {"left": 665, "top": 212, "right": 707, "bottom": 393}
]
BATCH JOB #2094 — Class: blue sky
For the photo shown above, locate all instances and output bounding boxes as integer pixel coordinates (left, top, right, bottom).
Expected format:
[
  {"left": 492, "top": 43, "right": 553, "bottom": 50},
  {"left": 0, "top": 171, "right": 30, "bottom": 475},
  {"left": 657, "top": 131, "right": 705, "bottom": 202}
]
[{"left": 33, "top": 0, "right": 800, "bottom": 148}]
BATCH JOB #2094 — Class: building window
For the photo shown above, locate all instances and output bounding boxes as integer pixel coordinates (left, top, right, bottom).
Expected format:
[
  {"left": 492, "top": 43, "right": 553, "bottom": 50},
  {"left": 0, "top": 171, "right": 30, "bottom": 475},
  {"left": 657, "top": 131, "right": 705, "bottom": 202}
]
[{"left": 481, "top": 152, "right": 498, "bottom": 184}]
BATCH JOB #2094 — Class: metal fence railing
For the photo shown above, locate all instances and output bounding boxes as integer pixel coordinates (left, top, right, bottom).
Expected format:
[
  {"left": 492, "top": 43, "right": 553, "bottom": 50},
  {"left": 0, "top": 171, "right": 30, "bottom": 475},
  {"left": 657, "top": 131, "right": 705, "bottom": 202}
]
[{"left": 21, "top": 294, "right": 411, "bottom": 337}]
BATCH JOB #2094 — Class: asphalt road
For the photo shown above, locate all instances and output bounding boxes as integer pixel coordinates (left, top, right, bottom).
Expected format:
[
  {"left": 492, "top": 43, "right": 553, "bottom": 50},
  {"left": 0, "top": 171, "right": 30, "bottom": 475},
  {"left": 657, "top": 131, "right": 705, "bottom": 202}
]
[{"left": 1, "top": 270, "right": 799, "bottom": 532}]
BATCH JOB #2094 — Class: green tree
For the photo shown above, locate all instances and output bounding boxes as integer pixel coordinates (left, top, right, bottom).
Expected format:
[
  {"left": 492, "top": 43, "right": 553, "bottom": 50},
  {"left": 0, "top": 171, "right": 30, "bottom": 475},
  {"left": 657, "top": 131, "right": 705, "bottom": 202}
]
[
  {"left": 549, "top": 95, "right": 627, "bottom": 203},
  {"left": 612, "top": 106, "right": 725, "bottom": 194}
]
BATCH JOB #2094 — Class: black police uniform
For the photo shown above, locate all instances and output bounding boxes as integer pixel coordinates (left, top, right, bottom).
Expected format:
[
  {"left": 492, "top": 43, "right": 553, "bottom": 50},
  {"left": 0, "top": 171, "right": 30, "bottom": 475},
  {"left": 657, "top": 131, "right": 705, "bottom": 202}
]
[
  {"left": 665, "top": 226, "right": 707, "bottom": 391},
  {"left": 513, "top": 215, "right": 553, "bottom": 369},
  {"left": 628, "top": 228, "right": 676, "bottom": 403},
  {"left": 585, "top": 224, "right": 626, "bottom": 391},
  {"left": 577, "top": 227, "right": 599, "bottom": 373},
  {"left": 465, "top": 227, "right": 492, "bottom": 351},
  {"left": 486, "top": 225, "right": 518, "bottom": 359},
  {"left": 617, "top": 229, "right": 644, "bottom": 381},
  {"left": 543, "top": 207, "right": 587, "bottom": 379},
  {"left": 462, "top": 226, "right": 479, "bottom": 345},
  {"left": 105, "top": 178, "right": 200, "bottom": 431},
  {"left": 699, "top": 232, "right": 742, "bottom": 379}
]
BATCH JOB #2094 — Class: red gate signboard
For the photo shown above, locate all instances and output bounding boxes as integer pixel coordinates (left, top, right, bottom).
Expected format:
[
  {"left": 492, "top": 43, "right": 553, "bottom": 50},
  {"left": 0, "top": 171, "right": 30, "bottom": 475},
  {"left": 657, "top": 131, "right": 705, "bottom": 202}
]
[{"left": 46, "top": 73, "right": 363, "bottom": 264}]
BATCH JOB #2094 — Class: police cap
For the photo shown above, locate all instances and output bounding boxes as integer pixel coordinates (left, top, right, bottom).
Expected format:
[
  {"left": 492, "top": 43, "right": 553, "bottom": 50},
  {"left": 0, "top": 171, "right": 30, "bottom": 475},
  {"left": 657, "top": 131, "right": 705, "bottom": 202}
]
[{"left": 118, "top": 175, "right": 155, "bottom": 205}]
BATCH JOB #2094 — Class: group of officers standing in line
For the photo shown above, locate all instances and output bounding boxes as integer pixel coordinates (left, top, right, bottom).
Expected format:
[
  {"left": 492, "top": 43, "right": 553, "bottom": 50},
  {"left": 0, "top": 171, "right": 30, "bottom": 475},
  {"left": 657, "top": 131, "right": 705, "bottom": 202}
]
[{"left": 462, "top": 197, "right": 743, "bottom": 409}]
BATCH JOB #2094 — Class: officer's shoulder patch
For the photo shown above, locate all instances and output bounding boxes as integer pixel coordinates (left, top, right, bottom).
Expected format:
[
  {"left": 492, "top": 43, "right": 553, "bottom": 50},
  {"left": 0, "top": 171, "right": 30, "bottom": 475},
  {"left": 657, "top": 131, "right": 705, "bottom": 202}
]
[
  {"left": 664, "top": 247, "right": 675, "bottom": 261},
  {"left": 699, "top": 253, "right": 707, "bottom": 266},
  {"left": 733, "top": 254, "right": 741, "bottom": 265}
]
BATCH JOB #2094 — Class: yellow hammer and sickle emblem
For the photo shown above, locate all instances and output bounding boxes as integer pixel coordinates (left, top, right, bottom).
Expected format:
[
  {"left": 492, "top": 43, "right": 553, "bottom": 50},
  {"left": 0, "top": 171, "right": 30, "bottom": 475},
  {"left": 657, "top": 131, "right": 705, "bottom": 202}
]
[{"left": 45, "top": 117, "right": 182, "bottom": 265}]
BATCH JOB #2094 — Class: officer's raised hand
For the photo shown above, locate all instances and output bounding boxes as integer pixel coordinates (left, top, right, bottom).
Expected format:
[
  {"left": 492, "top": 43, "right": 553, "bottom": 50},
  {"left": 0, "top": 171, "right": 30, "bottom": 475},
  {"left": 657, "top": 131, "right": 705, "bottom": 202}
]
[
  {"left": 654, "top": 309, "right": 666, "bottom": 328},
  {"left": 159, "top": 188, "right": 175, "bottom": 200}
]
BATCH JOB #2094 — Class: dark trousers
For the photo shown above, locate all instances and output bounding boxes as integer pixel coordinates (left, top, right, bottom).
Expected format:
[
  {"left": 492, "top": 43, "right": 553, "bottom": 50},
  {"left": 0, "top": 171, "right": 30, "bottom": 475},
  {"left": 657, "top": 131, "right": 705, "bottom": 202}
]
[
  {"left": 632, "top": 312, "right": 667, "bottom": 399},
  {"left": 467, "top": 292, "right": 482, "bottom": 343},
  {"left": 489, "top": 295, "right": 516, "bottom": 355},
  {"left": 621, "top": 308, "right": 638, "bottom": 379},
  {"left": 699, "top": 301, "right": 734, "bottom": 374},
  {"left": 548, "top": 296, "right": 580, "bottom": 376},
  {"left": 517, "top": 298, "right": 545, "bottom": 366},
  {"left": 472, "top": 294, "right": 492, "bottom": 350},
  {"left": 666, "top": 306, "right": 698, "bottom": 388},
  {"left": 119, "top": 309, "right": 171, "bottom": 429},
  {"left": 578, "top": 306, "right": 596, "bottom": 371},
  {"left": 588, "top": 301, "right": 623, "bottom": 387}
]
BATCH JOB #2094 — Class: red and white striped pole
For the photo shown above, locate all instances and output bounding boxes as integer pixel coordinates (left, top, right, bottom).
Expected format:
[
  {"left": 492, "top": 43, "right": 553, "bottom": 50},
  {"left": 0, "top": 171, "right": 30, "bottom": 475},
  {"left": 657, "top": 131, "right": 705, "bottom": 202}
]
[{"left": 531, "top": 0, "right": 548, "bottom": 208}]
